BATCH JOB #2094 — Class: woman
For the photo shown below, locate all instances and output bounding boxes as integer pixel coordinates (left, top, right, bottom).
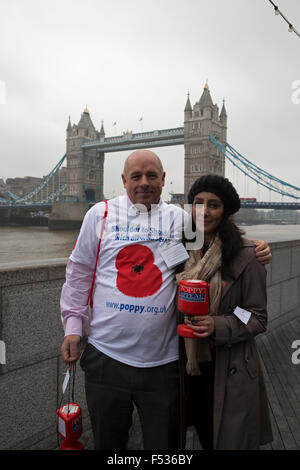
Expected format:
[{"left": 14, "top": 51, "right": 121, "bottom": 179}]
[{"left": 177, "top": 174, "right": 273, "bottom": 450}]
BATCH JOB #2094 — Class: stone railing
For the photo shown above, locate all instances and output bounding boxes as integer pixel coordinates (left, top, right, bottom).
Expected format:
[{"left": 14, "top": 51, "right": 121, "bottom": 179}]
[
  {"left": 0, "top": 239, "right": 300, "bottom": 450},
  {"left": 265, "top": 239, "right": 300, "bottom": 329},
  {"left": 0, "top": 258, "right": 88, "bottom": 450}
]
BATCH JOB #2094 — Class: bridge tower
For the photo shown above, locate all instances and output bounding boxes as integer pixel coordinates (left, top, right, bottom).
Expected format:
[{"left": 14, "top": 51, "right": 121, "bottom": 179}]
[
  {"left": 49, "top": 108, "right": 105, "bottom": 229},
  {"left": 184, "top": 82, "right": 227, "bottom": 197},
  {"left": 65, "top": 107, "right": 104, "bottom": 203}
]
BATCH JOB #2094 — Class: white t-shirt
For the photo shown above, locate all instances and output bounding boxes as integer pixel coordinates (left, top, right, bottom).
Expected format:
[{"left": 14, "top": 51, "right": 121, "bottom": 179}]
[{"left": 70, "top": 195, "right": 187, "bottom": 367}]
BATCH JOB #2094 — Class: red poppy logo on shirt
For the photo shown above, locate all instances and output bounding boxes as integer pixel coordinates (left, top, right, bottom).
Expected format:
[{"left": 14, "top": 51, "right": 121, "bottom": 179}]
[{"left": 115, "top": 244, "right": 162, "bottom": 297}]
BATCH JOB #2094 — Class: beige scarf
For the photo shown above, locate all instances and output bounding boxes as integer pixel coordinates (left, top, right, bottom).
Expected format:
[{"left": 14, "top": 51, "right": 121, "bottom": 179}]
[{"left": 176, "top": 235, "right": 222, "bottom": 375}]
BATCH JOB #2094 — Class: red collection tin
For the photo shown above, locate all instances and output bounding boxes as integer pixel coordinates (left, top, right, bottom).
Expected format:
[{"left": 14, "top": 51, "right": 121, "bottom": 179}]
[
  {"left": 177, "top": 279, "right": 209, "bottom": 315},
  {"left": 177, "top": 280, "right": 209, "bottom": 338}
]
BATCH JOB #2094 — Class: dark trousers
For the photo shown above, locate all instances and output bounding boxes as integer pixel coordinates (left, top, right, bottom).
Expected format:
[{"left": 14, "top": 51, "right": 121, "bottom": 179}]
[
  {"left": 80, "top": 343, "right": 180, "bottom": 450},
  {"left": 188, "top": 360, "right": 215, "bottom": 450}
]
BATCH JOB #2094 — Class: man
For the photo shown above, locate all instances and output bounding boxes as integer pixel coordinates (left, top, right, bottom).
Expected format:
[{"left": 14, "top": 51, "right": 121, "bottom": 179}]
[{"left": 60, "top": 149, "right": 271, "bottom": 450}]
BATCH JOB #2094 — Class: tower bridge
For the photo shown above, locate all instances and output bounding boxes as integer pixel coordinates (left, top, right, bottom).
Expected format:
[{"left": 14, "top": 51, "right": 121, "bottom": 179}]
[
  {"left": 1, "top": 83, "right": 299, "bottom": 229},
  {"left": 60, "top": 83, "right": 227, "bottom": 213}
]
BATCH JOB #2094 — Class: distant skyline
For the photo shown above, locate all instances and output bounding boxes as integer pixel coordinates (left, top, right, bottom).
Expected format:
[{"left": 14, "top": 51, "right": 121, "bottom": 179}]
[{"left": 0, "top": 0, "right": 299, "bottom": 202}]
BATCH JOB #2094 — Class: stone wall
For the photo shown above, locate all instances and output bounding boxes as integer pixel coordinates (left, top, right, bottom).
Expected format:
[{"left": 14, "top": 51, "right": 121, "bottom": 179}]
[
  {"left": 0, "top": 259, "right": 90, "bottom": 450},
  {"left": 265, "top": 240, "right": 300, "bottom": 329},
  {"left": 0, "top": 239, "right": 300, "bottom": 450},
  {"left": 49, "top": 202, "right": 90, "bottom": 230}
]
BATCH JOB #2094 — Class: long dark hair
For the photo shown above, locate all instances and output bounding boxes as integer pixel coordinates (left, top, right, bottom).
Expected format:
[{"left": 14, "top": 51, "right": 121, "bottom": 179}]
[
  {"left": 217, "top": 216, "right": 244, "bottom": 277},
  {"left": 180, "top": 213, "right": 244, "bottom": 278},
  {"left": 184, "top": 174, "right": 244, "bottom": 277}
]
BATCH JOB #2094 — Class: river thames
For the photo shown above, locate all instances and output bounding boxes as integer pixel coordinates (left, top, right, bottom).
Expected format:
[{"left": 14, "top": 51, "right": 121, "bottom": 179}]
[{"left": 0, "top": 224, "right": 300, "bottom": 265}]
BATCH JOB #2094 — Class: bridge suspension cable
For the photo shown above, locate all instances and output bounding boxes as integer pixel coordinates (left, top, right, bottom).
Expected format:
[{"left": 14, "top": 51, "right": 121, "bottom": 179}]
[
  {"left": 209, "top": 135, "right": 300, "bottom": 200},
  {"left": 1, "top": 154, "right": 67, "bottom": 206},
  {"left": 267, "top": 0, "right": 300, "bottom": 39}
]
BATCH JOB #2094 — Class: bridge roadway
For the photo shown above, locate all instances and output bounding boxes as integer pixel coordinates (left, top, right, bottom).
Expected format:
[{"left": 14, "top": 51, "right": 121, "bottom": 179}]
[
  {"left": 241, "top": 201, "right": 300, "bottom": 210},
  {"left": 80, "top": 317, "right": 300, "bottom": 450},
  {"left": 1, "top": 128, "right": 299, "bottom": 210},
  {"left": 1, "top": 201, "right": 300, "bottom": 210}
]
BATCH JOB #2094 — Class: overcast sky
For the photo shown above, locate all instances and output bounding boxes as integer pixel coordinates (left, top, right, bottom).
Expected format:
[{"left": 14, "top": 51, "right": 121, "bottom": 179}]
[{"left": 0, "top": 0, "right": 299, "bottom": 201}]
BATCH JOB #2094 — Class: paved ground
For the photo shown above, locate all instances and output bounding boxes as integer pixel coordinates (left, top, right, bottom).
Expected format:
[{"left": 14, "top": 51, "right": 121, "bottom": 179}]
[
  {"left": 82, "top": 317, "right": 300, "bottom": 450},
  {"left": 257, "top": 317, "right": 300, "bottom": 450}
]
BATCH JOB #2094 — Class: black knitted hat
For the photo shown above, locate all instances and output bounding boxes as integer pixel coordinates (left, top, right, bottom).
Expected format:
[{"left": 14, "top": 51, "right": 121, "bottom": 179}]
[{"left": 187, "top": 174, "right": 240, "bottom": 215}]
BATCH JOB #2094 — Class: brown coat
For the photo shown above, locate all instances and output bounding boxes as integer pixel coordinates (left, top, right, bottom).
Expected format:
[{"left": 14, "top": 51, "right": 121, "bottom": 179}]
[{"left": 179, "top": 239, "right": 273, "bottom": 450}]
